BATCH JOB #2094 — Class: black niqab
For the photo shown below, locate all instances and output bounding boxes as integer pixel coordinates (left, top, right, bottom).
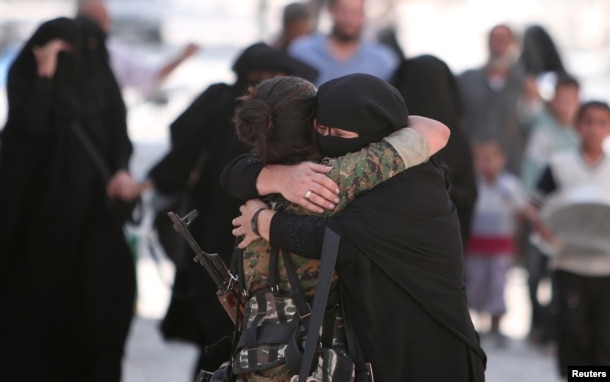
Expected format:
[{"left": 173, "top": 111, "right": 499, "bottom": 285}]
[
  {"left": 315, "top": 73, "right": 408, "bottom": 157},
  {"left": 0, "top": 17, "right": 134, "bottom": 381}
]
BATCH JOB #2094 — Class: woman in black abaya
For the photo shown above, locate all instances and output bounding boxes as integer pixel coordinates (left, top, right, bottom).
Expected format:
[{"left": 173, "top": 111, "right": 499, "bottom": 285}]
[
  {"left": 393, "top": 54, "right": 478, "bottom": 247},
  {"left": 226, "top": 75, "right": 486, "bottom": 381},
  {"left": 378, "top": 27, "right": 477, "bottom": 246},
  {"left": 0, "top": 17, "right": 137, "bottom": 382}
]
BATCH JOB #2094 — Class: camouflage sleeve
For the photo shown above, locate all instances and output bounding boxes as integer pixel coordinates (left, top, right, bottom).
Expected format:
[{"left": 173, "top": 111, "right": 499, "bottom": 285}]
[
  {"left": 322, "top": 140, "right": 405, "bottom": 212},
  {"left": 383, "top": 127, "right": 429, "bottom": 167}
]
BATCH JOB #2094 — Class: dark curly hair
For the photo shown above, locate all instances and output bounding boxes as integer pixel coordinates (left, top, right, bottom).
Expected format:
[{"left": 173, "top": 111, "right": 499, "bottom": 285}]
[{"left": 233, "top": 76, "right": 320, "bottom": 164}]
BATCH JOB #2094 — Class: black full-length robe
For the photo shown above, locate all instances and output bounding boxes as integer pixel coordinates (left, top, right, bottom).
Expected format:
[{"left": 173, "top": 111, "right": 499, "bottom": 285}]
[
  {"left": 325, "top": 160, "right": 487, "bottom": 382},
  {"left": 391, "top": 54, "right": 478, "bottom": 246},
  {"left": 0, "top": 17, "right": 136, "bottom": 382}
]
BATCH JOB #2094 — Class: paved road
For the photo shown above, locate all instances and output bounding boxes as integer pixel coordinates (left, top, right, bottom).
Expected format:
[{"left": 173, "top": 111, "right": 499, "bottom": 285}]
[
  {"left": 123, "top": 317, "right": 562, "bottom": 382},
  {"left": 124, "top": 316, "right": 562, "bottom": 382},
  {"left": 123, "top": 251, "right": 563, "bottom": 382}
]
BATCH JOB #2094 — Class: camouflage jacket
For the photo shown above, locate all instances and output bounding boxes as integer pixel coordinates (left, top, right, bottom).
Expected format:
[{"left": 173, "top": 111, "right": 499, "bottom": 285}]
[{"left": 234, "top": 140, "right": 413, "bottom": 381}]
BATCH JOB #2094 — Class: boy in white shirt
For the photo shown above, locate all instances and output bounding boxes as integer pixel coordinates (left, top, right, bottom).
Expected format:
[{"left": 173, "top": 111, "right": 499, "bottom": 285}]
[{"left": 529, "top": 100, "right": 610, "bottom": 378}]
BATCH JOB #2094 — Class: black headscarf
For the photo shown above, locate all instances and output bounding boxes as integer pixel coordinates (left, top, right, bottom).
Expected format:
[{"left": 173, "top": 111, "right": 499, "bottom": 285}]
[
  {"left": 315, "top": 73, "right": 408, "bottom": 157},
  {"left": 231, "top": 42, "right": 318, "bottom": 84},
  {"left": 391, "top": 54, "right": 478, "bottom": 245},
  {"left": 0, "top": 17, "right": 134, "bottom": 381},
  {"left": 5, "top": 18, "right": 81, "bottom": 106},
  {"left": 519, "top": 24, "right": 565, "bottom": 75}
]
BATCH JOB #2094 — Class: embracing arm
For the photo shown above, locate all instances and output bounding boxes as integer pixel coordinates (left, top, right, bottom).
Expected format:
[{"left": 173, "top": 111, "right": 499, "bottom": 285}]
[
  {"left": 402, "top": 115, "right": 450, "bottom": 160},
  {"left": 271, "top": 115, "right": 451, "bottom": 209},
  {"left": 233, "top": 199, "right": 325, "bottom": 257},
  {"left": 326, "top": 114, "right": 448, "bottom": 210},
  {"left": 221, "top": 154, "right": 340, "bottom": 213},
  {"left": 232, "top": 116, "right": 449, "bottom": 246},
  {"left": 224, "top": 116, "right": 448, "bottom": 212},
  {"left": 220, "top": 154, "right": 266, "bottom": 200}
]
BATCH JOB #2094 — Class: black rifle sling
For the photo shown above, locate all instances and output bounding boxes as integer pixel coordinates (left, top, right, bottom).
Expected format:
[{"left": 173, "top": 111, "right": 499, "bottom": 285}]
[{"left": 297, "top": 227, "right": 341, "bottom": 381}]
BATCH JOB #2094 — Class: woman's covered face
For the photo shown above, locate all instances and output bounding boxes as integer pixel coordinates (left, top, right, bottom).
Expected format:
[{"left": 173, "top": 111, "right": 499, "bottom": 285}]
[
  {"left": 315, "top": 121, "right": 359, "bottom": 138},
  {"left": 314, "top": 73, "right": 408, "bottom": 157},
  {"left": 314, "top": 120, "right": 378, "bottom": 158}
]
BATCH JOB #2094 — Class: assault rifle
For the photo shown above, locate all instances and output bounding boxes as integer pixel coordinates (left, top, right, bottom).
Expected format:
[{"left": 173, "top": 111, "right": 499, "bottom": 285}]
[{"left": 167, "top": 210, "right": 241, "bottom": 324}]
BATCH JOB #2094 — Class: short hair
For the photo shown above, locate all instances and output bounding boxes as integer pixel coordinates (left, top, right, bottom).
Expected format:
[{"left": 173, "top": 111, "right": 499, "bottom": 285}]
[
  {"left": 471, "top": 139, "right": 504, "bottom": 153},
  {"left": 555, "top": 73, "right": 580, "bottom": 91},
  {"left": 489, "top": 23, "right": 515, "bottom": 40},
  {"left": 328, "top": 0, "right": 365, "bottom": 8},
  {"left": 76, "top": 0, "right": 105, "bottom": 13},
  {"left": 576, "top": 100, "right": 610, "bottom": 122},
  {"left": 282, "top": 2, "right": 310, "bottom": 27}
]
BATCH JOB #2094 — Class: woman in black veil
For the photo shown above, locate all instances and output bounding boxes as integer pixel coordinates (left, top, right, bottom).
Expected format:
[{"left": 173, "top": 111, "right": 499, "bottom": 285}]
[
  {"left": 0, "top": 17, "right": 138, "bottom": 382},
  {"left": 378, "top": 26, "right": 478, "bottom": 246},
  {"left": 519, "top": 24, "right": 566, "bottom": 76}
]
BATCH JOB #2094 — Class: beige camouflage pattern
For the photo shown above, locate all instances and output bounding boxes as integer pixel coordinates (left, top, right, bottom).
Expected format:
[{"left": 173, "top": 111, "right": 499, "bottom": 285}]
[
  {"left": 233, "top": 291, "right": 297, "bottom": 373},
  {"left": 234, "top": 140, "right": 410, "bottom": 381}
]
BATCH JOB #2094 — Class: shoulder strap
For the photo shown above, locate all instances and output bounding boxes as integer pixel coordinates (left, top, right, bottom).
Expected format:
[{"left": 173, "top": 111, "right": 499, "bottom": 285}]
[
  {"left": 297, "top": 227, "right": 341, "bottom": 381},
  {"left": 342, "top": 291, "right": 374, "bottom": 382}
]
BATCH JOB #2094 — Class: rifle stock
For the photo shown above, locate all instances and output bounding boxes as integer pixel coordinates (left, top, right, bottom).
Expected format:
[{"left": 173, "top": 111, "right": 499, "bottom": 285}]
[{"left": 167, "top": 210, "right": 241, "bottom": 324}]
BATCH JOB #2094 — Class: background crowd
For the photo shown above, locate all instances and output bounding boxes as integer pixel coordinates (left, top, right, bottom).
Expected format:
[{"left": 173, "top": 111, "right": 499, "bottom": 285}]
[{"left": 1, "top": 0, "right": 609, "bottom": 381}]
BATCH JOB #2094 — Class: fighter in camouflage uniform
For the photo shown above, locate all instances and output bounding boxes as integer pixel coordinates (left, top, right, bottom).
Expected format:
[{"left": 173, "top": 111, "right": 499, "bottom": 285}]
[
  {"left": 224, "top": 75, "right": 436, "bottom": 382},
  {"left": 234, "top": 136, "right": 427, "bottom": 382}
]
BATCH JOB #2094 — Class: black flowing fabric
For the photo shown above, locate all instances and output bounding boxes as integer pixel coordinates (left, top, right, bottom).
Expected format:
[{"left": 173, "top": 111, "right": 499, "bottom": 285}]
[
  {"left": 223, "top": 156, "right": 487, "bottom": 381},
  {"left": 149, "top": 81, "right": 246, "bottom": 371},
  {"left": 0, "top": 17, "right": 135, "bottom": 382},
  {"left": 148, "top": 42, "right": 317, "bottom": 374},
  {"left": 519, "top": 25, "right": 566, "bottom": 76},
  {"left": 390, "top": 54, "right": 477, "bottom": 246},
  {"left": 272, "top": 160, "right": 487, "bottom": 381},
  {"left": 329, "top": 161, "right": 486, "bottom": 382}
]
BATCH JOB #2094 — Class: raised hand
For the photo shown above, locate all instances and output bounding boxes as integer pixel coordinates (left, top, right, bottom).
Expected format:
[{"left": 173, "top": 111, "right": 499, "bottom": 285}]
[{"left": 32, "top": 38, "right": 73, "bottom": 78}]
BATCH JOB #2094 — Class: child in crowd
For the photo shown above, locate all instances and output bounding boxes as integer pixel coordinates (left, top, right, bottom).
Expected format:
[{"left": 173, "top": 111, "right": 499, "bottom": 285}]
[
  {"left": 520, "top": 73, "right": 581, "bottom": 347},
  {"left": 521, "top": 73, "right": 581, "bottom": 195},
  {"left": 529, "top": 100, "right": 610, "bottom": 378},
  {"left": 465, "top": 140, "right": 528, "bottom": 347}
]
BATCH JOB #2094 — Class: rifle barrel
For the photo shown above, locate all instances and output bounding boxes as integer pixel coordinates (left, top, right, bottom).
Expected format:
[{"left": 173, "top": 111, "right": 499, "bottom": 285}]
[{"left": 167, "top": 211, "right": 229, "bottom": 290}]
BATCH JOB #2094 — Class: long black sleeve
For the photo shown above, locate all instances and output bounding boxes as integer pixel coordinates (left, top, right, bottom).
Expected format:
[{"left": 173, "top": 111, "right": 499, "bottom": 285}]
[
  {"left": 268, "top": 212, "right": 327, "bottom": 259},
  {"left": 220, "top": 153, "right": 264, "bottom": 200},
  {"left": 220, "top": 154, "right": 328, "bottom": 258}
]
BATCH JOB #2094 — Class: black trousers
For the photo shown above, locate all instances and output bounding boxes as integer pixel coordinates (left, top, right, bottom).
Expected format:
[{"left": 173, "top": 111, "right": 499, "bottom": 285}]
[
  {"left": 554, "top": 270, "right": 610, "bottom": 377},
  {"left": 524, "top": 224, "right": 556, "bottom": 344}
]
